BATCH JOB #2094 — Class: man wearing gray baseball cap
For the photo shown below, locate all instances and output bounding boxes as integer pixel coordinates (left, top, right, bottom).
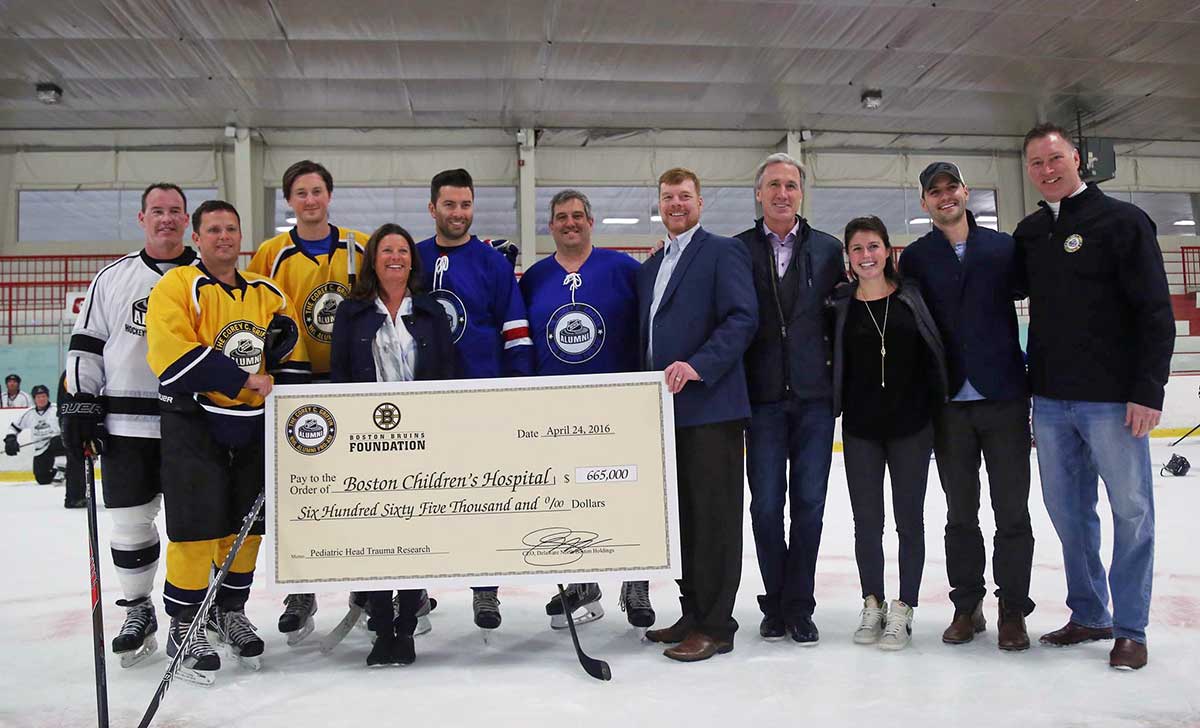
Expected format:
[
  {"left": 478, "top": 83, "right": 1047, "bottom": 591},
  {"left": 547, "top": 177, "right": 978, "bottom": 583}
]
[{"left": 898, "top": 160, "right": 1035, "bottom": 651}]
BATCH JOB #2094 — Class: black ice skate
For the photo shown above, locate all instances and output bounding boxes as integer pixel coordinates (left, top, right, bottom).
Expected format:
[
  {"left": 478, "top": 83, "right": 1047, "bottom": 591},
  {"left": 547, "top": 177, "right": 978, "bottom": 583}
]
[
  {"left": 209, "top": 605, "right": 264, "bottom": 671},
  {"left": 166, "top": 612, "right": 220, "bottom": 686},
  {"left": 277, "top": 593, "right": 317, "bottom": 646},
  {"left": 398, "top": 589, "right": 438, "bottom": 636},
  {"left": 112, "top": 596, "right": 159, "bottom": 667},
  {"left": 366, "top": 634, "right": 416, "bottom": 667},
  {"left": 473, "top": 590, "right": 502, "bottom": 641},
  {"left": 545, "top": 583, "right": 605, "bottom": 630},
  {"left": 619, "top": 581, "right": 656, "bottom": 632}
]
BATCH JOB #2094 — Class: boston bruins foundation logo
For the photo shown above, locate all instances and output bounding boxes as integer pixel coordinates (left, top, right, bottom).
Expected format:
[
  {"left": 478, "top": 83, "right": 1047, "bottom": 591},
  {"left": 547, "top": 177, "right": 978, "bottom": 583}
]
[
  {"left": 373, "top": 402, "right": 401, "bottom": 430},
  {"left": 302, "top": 281, "right": 349, "bottom": 344},
  {"left": 547, "top": 303, "right": 605, "bottom": 364},
  {"left": 430, "top": 289, "right": 467, "bottom": 343},
  {"left": 214, "top": 320, "right": 267, "bottom": 374},
  {"left": 285, "top": 404, "right": 337, "bottom": 455}
]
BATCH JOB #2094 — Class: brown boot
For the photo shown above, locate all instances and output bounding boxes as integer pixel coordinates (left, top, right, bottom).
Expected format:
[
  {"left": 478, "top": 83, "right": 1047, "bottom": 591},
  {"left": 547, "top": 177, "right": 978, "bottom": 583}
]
[
  {"left": 1109, "top": 638, "right": 1148, "bottom": 670},
  {"left": 942, "top": 600, "right": 986, "bottom": 644},
  {"left": 997, "top": 601, "right": 1030, "bottom": 651},
  {"left": 645, "top": 615, "right": 694, "bottom": 645}
]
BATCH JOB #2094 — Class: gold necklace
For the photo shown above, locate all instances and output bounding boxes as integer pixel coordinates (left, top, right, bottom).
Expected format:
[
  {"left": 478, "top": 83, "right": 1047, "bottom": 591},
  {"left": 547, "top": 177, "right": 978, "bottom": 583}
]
[{"left": 861, "top": 295, "right": 889, "bottom": 388}]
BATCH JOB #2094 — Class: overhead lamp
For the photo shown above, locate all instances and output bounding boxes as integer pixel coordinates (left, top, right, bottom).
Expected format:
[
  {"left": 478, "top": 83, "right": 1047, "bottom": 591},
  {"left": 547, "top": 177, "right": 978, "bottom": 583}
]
[
  {"left": 908, "top": 217, "right": 931, "bottom": 225},
  {"left": 650, "top": 215, "right": 662, "bottom": 223},
  {"left": 861, "top": 89, "right": 883, "bottom": 110},
  {"left": 275, "top": 226, "right": 291, "bottom": 233},
  {"left": 976, "top": 215, "right": 998, "bottom": 223},
  {"left": 602, "top": 218, "right": 639, "bottom": 225},
  {"left": 36, "top": 82, "right": 63, "bottom": 105},
  {"left": 1174, "top": 219, "right": 1196, "bottom": 226},
  {"left": 286, "top": 217, "right": 297, "bottom": 225}
]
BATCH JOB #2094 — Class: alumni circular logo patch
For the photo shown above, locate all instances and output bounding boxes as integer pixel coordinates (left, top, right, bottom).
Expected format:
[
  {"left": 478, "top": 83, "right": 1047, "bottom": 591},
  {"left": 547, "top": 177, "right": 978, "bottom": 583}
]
[
  {"left": 214, "top": 320, "right": 267, "bottom": 374},
  {"left": 430, "top": 289, "right": 467, "bottom": 343},
  {"left": 302, "top": 281, "right": 348, "bottom": 344},
  {"left": 546, "top": 303, "right": 605, "bottom": 364},
  {"left": 1063, "top": 234, "right": 1084, "bottom": 253},
  {"left": 285, "top": 404, "right": 337, "bottom": 455}
]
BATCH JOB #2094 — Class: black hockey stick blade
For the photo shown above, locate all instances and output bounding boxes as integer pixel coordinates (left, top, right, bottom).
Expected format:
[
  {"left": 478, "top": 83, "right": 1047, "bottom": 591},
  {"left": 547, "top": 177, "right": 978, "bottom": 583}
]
[
  {"left": 557, "top": 584, "right": 611, "bottom": 681},
  {"left": 138, "top": 491, "right": 265, "bottom": 728},
  {"left": 1171, "top": 421, "right": 1200, "bottom": 447},
  {"left": 84, "top": 452, "right": 111, "bottom": 728}
]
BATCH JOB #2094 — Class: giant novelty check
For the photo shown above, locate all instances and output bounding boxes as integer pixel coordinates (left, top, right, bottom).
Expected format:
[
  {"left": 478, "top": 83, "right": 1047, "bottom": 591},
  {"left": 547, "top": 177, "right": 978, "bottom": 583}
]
[{"left": 264, "top": 372, "right": 680, "bottom": 591}]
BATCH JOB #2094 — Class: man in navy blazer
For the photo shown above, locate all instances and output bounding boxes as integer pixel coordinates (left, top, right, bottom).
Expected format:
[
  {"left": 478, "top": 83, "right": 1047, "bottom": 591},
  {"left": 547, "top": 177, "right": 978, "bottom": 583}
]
[
  {"left": 898, "top": 162, "right": 1034, "bottom": 652},
  {"left": 637, "top": 167, "right": 758, "bottom": 662}
]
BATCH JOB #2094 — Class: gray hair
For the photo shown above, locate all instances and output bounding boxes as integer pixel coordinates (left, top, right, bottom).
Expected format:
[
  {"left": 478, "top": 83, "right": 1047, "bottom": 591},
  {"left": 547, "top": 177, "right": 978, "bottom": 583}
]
[
  {"left": 549, "top": 189, "right": 593, "bottom": 221},
  {"left": 754, "top": 152, "right": 807, "bottom": 191}
]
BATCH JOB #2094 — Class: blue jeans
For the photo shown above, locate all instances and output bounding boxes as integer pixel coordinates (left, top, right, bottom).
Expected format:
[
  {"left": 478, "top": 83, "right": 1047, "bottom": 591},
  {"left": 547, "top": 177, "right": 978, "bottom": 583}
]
[
  {"left": 1032, "top": 397, "right": 1155, "bottom": 643},
  {"left": 745, "top": 397, "right": 835, "bottom": 619}
]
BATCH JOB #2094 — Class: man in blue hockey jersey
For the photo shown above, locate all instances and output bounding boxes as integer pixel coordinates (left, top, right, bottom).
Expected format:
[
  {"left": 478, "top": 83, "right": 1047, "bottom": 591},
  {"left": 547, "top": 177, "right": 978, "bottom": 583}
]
[
  {"left": 416, "top": 168, "right": 533, "bottom": 632},
  {"left": 520, "top": 189, "right": 656, "bottom": 632}
]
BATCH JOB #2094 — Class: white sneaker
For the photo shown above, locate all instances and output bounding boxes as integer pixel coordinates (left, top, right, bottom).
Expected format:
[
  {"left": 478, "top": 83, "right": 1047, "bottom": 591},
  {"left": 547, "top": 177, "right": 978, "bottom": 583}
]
[
  {"left": 878, "top": 600, "right": 913, "bottom": 651},
  {"left": 853, "top": 595, "right": 887, "bottom": 644}
]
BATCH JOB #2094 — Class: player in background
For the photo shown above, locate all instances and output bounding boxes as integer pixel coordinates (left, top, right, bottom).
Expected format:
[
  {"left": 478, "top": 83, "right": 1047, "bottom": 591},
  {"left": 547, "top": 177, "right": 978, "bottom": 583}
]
[
  {"left": 147, "top": 199, "right": 309, "bottom": 684},
  {"left": 5, "top": 384, "right": 67, "bottom": 486},
  {"left": 519, "top": 189, "right": 656, "bottom": 632},
  {"left": 246, "top": 159, "right": 370, "bottom": 644},
  {"left": 62, "top": 182, "right": 199, "bottom": 668},
  {"left": 416, "top": 168, "right": 533, "bottom": 634}
]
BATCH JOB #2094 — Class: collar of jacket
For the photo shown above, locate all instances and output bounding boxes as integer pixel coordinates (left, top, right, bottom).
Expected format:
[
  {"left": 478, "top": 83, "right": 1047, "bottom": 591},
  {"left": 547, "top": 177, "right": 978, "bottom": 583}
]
[
  {"left": 924, "top": 209, "right": 980, "bottom": 248},
  {"left": 755, "top": 215, "right": 812, "bottom": 246},
  {"left": 1035, "top": 182, "right": 1102, "bottom": 217}
]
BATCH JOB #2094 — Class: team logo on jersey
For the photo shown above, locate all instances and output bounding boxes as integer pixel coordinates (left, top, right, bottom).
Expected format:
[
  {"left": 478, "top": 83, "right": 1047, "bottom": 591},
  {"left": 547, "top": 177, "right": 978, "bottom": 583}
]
[
  {"left": 285, "top": 404, "right": 337, "bottom": 455},
  {"left": 124, "top": 297, "right": 150, "bottom": 336},
  {"left": 214, "top": 320, "right": 267, "bottom": 374},
  {"left": 430, "top": 289, "right": 468, "bottom": 343},
  {"left": 302, "top": 281, "right": 349, "bottom": 344},
  {"left": 373, "top": 402, "right": 401, "bottom": 431},
  {"left": 1063, "top": 234, "right": 1084, "bottom": 253},
  {"left": 546, "top": 303, "right": 606, "bottom": 364}
]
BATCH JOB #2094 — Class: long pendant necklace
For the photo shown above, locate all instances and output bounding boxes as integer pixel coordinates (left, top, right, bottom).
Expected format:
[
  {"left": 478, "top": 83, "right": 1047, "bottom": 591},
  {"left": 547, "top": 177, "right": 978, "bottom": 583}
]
[{"left": 863, "top": 295, "right": 889, "bottom": 388}]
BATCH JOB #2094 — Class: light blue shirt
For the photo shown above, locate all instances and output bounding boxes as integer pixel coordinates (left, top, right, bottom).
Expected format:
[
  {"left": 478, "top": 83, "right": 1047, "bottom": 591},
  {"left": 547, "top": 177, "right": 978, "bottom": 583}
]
[
  {"left": 950, "top": 239, "right": 985, "bottom": 402},
  {"left": 646, "top": 223, "right": 700, "bottom": 366}
]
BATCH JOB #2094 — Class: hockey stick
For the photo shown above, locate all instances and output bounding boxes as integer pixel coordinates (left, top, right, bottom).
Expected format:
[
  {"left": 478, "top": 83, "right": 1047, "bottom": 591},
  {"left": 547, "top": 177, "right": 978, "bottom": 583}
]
[
  {"left": 1170, "top": 421, "right": 1200, "bottom": 447},
  {"left": 84, "top": 450, "right": 110, "bottom": 728},
  {"left": 346, "top": 231, "right": 357, "bottom": 288},
  {"left": 557, "top": 583, "right": 611, "bottom": 681},
  {"left": 137, "top": 490, "right": 265, "bottom": 728}
]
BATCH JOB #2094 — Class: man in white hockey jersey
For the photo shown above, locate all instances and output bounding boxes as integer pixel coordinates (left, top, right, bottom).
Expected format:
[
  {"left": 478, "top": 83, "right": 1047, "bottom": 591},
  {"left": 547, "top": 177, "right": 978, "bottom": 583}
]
[
  {"left": 4, "top": 384, "right": 67, "bottom": 487},
  {"left": 62, "top": 182, "right": 199, "bottom": 667}
]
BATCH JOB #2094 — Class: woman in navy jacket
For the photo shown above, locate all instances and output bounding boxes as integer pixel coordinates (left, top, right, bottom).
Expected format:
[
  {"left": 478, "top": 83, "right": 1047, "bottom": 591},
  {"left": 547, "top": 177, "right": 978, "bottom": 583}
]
[{"left": 330, "top": 222, "right": 456, "bottom": 666}]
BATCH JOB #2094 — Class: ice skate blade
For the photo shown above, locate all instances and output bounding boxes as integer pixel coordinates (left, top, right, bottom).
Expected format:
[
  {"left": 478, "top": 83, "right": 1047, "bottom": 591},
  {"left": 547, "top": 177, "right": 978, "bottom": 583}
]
[
  {"left": 117, "top": 635, "right": 159, "bottom": 668},
  {"left": 285, "top": 617, "right": 315, "bottom": 647},
  {"left": 479, "top": 627, "right": 496, "bottom": 644},
  {"left": 634, "top": 627, "right": 649, "bottom": 641},
  {"left": 414, "top": 615, "right": 432, "bottom": 636},
  {"left": 550, "top": 604, "right": 605, "bottom": 630},
  {"left": 174, "top": 665, "right": 216, "bottom": 686},
  {"left": 236, "top": 654, "right": 262, "bottom": 671}
]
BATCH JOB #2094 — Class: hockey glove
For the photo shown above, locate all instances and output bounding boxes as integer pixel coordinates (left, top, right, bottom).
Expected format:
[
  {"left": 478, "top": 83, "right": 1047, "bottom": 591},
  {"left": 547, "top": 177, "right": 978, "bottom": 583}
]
[
  {"left": 61, "top": 393, "right": 107, "bottom": 456},
  {"left": 264, "top": 313, "right": 300, "bottom": 371},
  {"left": 489, "top": 239, "right": 520, "bottom": 268},
  {"left": 3, "top": 434, "right": 17, "bottom": 457}
]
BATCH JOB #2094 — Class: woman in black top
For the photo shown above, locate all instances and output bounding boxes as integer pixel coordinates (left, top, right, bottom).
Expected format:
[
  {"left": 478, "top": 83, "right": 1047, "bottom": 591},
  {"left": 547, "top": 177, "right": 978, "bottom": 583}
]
[{"left": 831, "top": 216, "right": 947, "bottom": 651}]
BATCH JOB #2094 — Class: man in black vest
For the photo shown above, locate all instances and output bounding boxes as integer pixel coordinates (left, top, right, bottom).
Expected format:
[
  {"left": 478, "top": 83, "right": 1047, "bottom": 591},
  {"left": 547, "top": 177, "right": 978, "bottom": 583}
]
[
  {"left": 899, "top": 162, "right": 1034, "bottom": 651},
  {"left": 736, "top": 153, "right": 846, "bottom": 644}
]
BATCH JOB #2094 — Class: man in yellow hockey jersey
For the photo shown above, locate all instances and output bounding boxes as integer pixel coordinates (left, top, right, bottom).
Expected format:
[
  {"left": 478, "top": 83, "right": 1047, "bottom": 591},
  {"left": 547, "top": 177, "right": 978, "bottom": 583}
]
[
  {"left": 246, "top": 159, "right": 369, "bottom": 640},
  {"left": 147, "top": 199, "right": 309, "bottom": 684}
]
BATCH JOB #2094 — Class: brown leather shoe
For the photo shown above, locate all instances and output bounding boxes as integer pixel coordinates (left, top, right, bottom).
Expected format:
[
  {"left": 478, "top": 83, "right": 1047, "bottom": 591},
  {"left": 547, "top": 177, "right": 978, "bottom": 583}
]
[
  {"left": 997, "top": 602, "right": 1030, "bottom": 651},
  {"left": 1109, "top": 638, "right": 1147, "bottom": 670},
  {"left": 942, "top": 601, "right": 986, "bottom": 644},
  {"left": 1039, "top": 621, "right": 1113, "bottom": 647},
  {"left": 662, "top": 631, "right": 734, "bottom": 662},
  {"left": 645, "top": 615, "right": 694, "bottom": 645}
]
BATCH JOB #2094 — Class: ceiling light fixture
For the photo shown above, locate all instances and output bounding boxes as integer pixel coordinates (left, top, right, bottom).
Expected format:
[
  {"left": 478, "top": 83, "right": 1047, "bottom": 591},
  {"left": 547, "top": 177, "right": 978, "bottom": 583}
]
[
  {"left": 908, "top": 217, "right": 931, "bottom": 225},
  {"left": 976, "top": 215, "right": 998, "bottom": 223},
  {"left": 35, "top": 82, "right": 63, "bottom": 105},
  {"left": 861, "top": 89, "right": 883, "bottom": 110},
  {"left": 275, "top": 226, "right": 291, "bottom": 233},
  {"left": 1174, "top": 219, "right": 1196, "bottom": 226},
  {"left": 602, "top": 218, "right": 639, "bottom": 225},
  {"left": 286, "top": 217, "right": 297, "bottom": 225},
  {"left": 650, "top": 215, "right": 662, "bottom": 223}
]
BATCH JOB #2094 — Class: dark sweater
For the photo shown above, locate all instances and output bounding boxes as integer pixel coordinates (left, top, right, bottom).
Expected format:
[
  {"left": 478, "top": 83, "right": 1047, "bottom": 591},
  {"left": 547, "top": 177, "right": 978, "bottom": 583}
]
[
  {"left": 1013, "top": 184, "right": 1174, "bottom": 410},
  {"left": 736, "top": 217, "right": 847, "bottom": 404}
]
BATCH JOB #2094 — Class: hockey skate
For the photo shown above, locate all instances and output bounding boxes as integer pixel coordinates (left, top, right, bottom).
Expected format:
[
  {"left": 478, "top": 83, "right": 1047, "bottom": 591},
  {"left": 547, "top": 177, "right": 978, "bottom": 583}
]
[
  {"left": 209, "top": 605, "right": 265, "bottom": 671},
  {"left": 166, "top": 613, "right": 220, "bottom": 686},
  {"left": 112, "top": 596, "right": 159, "bottom": 667},
  {"left": 277, "top": 593, "right": 317, "bottom": 646},
  {"left": 398, "top": 589, "right": 438, "bottom": 636},
  {"left": 473, "top": 590, "right": 502, "bottom": 642},
  {"left": 546, "top": 583, "right": 604, "bottom": 630},
  {"left": 619, "top": 581, "right": 656, "bottom": 635},
  {"left": 319, "top": 593, "right": 367, "bottom": 653}
]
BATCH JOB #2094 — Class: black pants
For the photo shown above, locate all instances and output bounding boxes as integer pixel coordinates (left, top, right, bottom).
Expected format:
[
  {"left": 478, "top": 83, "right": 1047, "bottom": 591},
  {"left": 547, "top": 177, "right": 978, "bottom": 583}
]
[
  {"left": 365, "top": 590, "right": 422, "bottom": 637},
  {"left": 933, "top": 398, "right": 1035, "bottom": 615},
  {"left": 33, "top": 436, "right": 66, "bottom": 486},
  {"left": 59, "top": 433, "right": 85, "bottom": 503},
  {"left": 675, "top": 419, "right": 745, "bottom": 641},
  {"left": 843, "top": 424, "right": 933, "bottom": 607}
]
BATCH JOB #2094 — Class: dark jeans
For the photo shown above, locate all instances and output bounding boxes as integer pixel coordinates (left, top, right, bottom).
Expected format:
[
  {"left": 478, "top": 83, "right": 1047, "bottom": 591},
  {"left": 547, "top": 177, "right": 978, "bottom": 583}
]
[
  {"left": 745, "top": 397, "right": 834, "bottom": 619},
  {"left": 675, "top": 419, "right": 745, "bottom": 641},
  {"left": 934, "top": 398, "right": 1035, "bottom": 615},
  {"left": 843, "top": 424, "right": 933, "bottom": 607}
]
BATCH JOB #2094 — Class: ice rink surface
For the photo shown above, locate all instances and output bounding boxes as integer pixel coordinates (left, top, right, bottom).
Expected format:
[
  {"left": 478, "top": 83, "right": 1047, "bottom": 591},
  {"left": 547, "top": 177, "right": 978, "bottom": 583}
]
[{"left": 2, "top": 439, "right": 1198, "bottom": 728}]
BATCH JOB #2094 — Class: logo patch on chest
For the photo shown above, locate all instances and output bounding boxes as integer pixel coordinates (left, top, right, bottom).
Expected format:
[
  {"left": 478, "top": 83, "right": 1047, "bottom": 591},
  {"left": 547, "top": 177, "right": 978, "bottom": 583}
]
[
  {"left": 1063, "top": 234, "right": 1084, "bottom": 253},
  {"left": 302, "top": 281, "right": 348, "bottom": 344},
  {"left": 214, "top": 320, "right": 267, "bottom": 374}
]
